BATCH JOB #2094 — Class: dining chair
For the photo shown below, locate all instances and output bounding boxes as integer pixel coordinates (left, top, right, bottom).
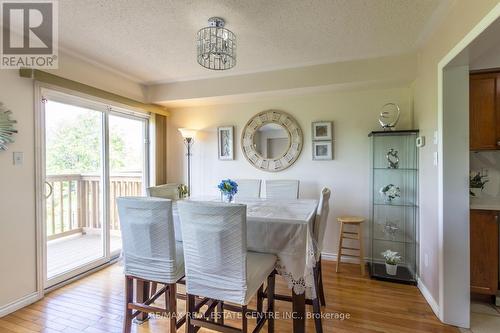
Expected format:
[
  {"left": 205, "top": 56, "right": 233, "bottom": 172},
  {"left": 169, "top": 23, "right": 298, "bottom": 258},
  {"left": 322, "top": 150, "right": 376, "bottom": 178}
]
[
  {"left": 117, "top": 197, "right": 185, "bottom": 333},
  {"left": 178, "top": 201, "right": 277, "bottom": 333},
  {"left": 313, "top": 188, "right": 331, "bottom": 307},
  {"left": 146, "top": 183, "right": 180, "bottom": 199},
  {"left": 265, "top": 179, "right": 300, "bottom": 199},
  {"left": 235, "top": 179, "right": 262, "bottom": 198}
]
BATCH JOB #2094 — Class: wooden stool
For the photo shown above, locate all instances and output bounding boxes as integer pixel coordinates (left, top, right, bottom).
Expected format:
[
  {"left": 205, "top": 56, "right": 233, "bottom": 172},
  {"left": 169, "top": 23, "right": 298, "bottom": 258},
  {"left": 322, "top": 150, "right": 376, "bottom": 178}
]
[{"left": 336, "top": 216, "right": 365, "bottom": 275}]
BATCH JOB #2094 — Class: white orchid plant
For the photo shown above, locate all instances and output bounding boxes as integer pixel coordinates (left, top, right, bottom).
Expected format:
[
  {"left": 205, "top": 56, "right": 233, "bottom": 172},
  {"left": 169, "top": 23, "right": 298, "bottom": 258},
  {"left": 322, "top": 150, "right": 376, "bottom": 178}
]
[{"left": 381, "top": 249, "right": 402, "bottom": 265}]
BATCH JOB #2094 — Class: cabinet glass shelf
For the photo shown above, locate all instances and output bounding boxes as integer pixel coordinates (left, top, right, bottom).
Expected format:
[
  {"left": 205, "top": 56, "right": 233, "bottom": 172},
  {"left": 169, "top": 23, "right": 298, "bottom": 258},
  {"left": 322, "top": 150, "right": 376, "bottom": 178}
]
[{"left": 368, "top": 130, "right": 419, "bottom": 285}]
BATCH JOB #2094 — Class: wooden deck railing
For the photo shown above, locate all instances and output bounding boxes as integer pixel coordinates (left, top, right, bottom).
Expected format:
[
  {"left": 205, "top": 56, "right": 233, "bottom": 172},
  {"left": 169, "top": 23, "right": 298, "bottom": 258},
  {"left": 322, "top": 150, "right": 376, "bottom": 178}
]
[{"left": 45, "top": 173, "right": 142, "bottom": 239}]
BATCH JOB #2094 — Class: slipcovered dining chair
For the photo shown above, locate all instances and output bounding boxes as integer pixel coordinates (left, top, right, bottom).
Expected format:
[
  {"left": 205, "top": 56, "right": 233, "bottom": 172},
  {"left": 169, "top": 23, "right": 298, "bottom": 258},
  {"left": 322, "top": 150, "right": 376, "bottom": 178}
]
[
  {"left": 235, "top": 179, "right": 262, "bottom": 198},
  {"left": 313, "top": 187, "right": 331, "bottom": 307},
  {"left": 146, "top": 183, "right": 180, "bottom": 199},
  {"left": 265, "top": 179, "right": 300, "bottom": 199},
  {"left": 178, "top": 201, "right": 277, "bottom": 333},
  {"left": 117, "top": 197, "right": 185, "bottom": 333}
]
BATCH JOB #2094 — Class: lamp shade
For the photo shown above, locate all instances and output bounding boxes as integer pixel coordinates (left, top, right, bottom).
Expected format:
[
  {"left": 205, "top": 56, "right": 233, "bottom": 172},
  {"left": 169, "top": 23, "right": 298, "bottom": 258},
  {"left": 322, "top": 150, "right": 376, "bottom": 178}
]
[{"left": 178, "top": 128, "right": 197, "bottom": 139}]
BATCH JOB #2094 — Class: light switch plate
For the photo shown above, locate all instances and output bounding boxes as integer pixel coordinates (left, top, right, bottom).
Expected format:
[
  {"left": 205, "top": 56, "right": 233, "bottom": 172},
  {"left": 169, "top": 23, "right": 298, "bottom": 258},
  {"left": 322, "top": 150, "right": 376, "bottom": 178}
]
[
  {"left": 13, "top": 152, "right": 23, "bottom": 165},
  {"left": 416, "top": 136, "right": 425, "bottom": 147}
]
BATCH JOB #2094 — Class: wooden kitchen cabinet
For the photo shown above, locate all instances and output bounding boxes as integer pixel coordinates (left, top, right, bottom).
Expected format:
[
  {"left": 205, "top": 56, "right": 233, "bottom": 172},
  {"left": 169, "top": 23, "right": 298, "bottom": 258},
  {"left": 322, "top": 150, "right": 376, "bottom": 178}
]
[
  {"left": 470, "top": 72, "right": 500, "bottom": 150},
  {"left": 470, "top": 210, "right": 499, "bottom": 295}
]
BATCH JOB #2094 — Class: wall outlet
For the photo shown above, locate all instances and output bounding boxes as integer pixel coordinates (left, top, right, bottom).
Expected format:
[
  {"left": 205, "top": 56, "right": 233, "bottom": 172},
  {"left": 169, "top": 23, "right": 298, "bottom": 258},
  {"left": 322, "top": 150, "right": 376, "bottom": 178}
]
[
  {"left": 433, "top": 131, "right": 438, "bottom": 145},
  {"left": 13, "top": 152, "right": 23, "bottom": 166},
  {"left": 424, "top": 253, "right": 429, "bottom": 267}
]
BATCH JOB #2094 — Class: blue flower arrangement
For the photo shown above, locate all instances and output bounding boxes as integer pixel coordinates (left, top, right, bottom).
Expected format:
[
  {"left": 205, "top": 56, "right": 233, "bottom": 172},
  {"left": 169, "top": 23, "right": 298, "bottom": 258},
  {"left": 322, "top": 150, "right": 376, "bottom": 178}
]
[{"left": 218, "top": 179, "right": 238, "bottom": 202}]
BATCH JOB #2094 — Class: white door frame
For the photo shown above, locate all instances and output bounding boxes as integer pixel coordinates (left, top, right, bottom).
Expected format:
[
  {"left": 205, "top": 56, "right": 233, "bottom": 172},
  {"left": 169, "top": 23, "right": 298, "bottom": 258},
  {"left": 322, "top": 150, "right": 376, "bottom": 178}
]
[
  {"left": 437, "top": 3, "right": 500, "bottom": 326},
  {"left": 34, "top": 82, "right": 151, "bottom": 291}
]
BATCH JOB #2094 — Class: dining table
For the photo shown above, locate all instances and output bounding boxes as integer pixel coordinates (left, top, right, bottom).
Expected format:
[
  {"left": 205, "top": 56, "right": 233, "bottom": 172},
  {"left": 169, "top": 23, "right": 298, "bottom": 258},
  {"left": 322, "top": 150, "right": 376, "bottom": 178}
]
[{"left": 135, "top": 196, "right": 319, "bottom": 333}]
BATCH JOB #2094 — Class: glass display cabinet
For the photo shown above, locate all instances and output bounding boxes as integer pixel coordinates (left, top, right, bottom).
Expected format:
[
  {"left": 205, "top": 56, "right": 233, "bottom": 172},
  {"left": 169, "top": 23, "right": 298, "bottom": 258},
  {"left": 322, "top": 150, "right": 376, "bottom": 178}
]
[{"left": 368, "top": 130, "right": 419, "bottom": 284}]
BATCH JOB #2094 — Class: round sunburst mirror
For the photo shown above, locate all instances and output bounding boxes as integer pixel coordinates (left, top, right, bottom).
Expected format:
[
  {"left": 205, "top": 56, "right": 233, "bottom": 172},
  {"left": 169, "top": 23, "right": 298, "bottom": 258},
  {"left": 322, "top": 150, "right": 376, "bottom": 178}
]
[
  {"left": 241, "top": 110, "right": 303, "bottom": 172},
  {"left": 0, "top": 103, "right": 17, "bottom": 151}
]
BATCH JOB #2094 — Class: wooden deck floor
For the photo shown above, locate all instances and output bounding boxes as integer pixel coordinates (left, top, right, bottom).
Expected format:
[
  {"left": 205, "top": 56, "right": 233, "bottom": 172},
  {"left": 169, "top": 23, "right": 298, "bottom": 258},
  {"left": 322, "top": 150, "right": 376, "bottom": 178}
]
[
  {"left": 2, "top": 260, "right": 459, "bottom": 333},
  {"left": 47, "top": 234, "right": 121, "bottom": 278}
]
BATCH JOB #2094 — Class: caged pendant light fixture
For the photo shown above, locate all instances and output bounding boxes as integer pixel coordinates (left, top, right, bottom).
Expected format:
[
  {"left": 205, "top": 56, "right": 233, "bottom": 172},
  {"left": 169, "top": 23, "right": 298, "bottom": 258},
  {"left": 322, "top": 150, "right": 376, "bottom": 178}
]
[{"left": 196, "top": 17, "right": 236, "bottom": 70}]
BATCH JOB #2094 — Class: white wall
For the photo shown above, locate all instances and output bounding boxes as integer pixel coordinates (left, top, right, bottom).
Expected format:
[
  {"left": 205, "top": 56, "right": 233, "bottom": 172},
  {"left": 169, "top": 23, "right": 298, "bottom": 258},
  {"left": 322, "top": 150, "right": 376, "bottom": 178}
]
[
  {"left": 0, "top": 53, "right": 145, "bottom": 315},
  {"left": 413, "top": 0, "right": 499, "bottom": 325},
  {"left": 0, "top": 69, "right": 37, "bottom": 310},
  {"left": 440, "top": 65, "right": 470, "bottom": 326},
  {"left": 470, "top": 42, "right": 500, "bottom": 70},
  {"left": 166, "top": 86, "right": 413, "bottom": 257}
]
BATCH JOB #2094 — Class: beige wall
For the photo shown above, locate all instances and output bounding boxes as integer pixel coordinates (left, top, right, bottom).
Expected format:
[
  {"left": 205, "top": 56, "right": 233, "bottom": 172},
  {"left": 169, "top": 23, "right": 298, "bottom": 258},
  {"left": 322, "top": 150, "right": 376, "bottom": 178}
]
[
  {"left": 0, "top": 53, "right": 144, "bottom": 312},
  {"left": 0, "top": 69, "right": 37, "bottom": 308},
  {"left": 166, "top": 86, "right": 413, "bottom": 257},
  {"left": 414, "top": 0, "right": 500, "bottom": 309}
]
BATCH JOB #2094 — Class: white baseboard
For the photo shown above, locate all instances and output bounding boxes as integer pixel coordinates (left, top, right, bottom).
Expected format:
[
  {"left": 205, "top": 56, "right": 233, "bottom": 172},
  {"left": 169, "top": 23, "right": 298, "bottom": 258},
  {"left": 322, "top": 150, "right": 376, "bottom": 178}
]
[
  {"left": 417, "top": 277, "right": 440, "bottom": 319},
  {"left": 0, "top": 292, "right": 41, "bottom": 318}
]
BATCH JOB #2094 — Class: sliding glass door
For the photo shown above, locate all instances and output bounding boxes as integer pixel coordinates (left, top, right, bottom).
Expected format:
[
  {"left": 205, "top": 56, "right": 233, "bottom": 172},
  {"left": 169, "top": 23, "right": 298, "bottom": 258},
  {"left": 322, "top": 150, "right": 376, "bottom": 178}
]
[
  {"left": 42, "top": 89, "right": 149, "bottom": 287},
  {"left": 108, "top": 113, "right": 149, "bottom": 255}
]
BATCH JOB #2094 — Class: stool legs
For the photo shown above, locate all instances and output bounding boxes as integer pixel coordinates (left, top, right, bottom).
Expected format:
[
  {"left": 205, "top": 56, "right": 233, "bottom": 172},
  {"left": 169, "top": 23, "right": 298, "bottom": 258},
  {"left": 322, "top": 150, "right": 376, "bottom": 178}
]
[
  {"left": 336, "top": 222, "right": 344, "bottom": 272},
  {"left": 336, "top": 221, "right": 365, "bottom": 275},
  {"left": 358, "top": 223, "right": 365, "bottom": 276}
]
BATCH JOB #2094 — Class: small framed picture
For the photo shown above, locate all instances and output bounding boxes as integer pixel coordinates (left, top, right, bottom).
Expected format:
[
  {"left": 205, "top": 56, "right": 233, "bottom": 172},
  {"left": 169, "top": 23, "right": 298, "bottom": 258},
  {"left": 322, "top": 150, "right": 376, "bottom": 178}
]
[
  {"left": 218, "top": 126, "right": 234, "bottom": 160},
  {"left": 312, "top": 141, "right": 333, "bottom": 160},
  {"left": 312, "top": 121, "right": 333, "bottom": 140}
]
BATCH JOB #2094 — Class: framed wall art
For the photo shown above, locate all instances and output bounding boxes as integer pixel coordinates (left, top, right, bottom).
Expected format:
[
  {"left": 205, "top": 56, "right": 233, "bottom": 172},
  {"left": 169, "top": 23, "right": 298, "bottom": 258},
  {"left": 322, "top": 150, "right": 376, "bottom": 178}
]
[
  {"left": 312, "top": 121, "right": 332, "bottom": 140},
  {"left": 312, "top": 141, "right": 332, "bottom": 160},
  {"left": 218, "top": 126, "right": 234, "bottom": 160}
]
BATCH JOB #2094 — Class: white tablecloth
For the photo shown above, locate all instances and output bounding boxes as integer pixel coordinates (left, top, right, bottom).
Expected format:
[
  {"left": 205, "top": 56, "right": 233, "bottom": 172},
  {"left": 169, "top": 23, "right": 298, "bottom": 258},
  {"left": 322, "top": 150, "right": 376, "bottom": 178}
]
[{"left": 173, "top": 197, "right": 319, "bottom": 297}]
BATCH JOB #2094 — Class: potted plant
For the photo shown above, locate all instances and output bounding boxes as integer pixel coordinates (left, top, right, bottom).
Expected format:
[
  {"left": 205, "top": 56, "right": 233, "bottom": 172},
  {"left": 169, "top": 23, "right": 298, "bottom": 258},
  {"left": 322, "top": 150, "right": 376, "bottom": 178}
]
[
  {"left": 470, "top": 171, "right": 488, "bottom": 198},
  {"left": 381, "top": 249, "right": 401, "bottom": 276},
  {"left": 218, "top": 179, "right": 238, "bottom": 203}
]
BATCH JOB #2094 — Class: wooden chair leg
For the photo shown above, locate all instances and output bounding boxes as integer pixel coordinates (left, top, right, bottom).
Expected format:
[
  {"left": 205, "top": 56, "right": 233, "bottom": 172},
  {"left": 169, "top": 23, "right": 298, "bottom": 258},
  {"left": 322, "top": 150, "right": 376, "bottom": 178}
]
[
  {"left": 267, "top": 273, "right": 275, "bottom": 333},
  {"left": 336, "top": 222, "right": 344, "bottom": 272},
  {"left": 242, "top": 305, "right": 248, "bottom": 333},
  {"left": 151, "top": 282, "right": 158, "bottom": 297},
  {"left": 318, "top": 259, "right": 326, "bottom": 306},
  {"left": 124, "top": 276, "right": 133, "bottom": 333},
  {"left": 186, "top": 294, "right": 196, "bottom": 333},
  {"left": 257, "top": 285, "right": 264, "bottom": 313},
  {"left": 358, "top": 223, "right": 365, "bottom": 276},
  {"left": 217, "top": 301, "right": 224, "bottom": 324},
  {"left": 312, "top": 297, "right": 323, "bottom": 333},
  {"left": 168, "top": 283, "right": 177, "bottom": 333}
]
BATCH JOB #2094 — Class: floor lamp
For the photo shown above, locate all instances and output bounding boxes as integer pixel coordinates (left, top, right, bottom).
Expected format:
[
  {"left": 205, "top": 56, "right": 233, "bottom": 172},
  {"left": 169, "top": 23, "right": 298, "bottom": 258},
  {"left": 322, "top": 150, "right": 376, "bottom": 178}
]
[{"left": 178, "top": 128, "right": 197, "bottom": 197}]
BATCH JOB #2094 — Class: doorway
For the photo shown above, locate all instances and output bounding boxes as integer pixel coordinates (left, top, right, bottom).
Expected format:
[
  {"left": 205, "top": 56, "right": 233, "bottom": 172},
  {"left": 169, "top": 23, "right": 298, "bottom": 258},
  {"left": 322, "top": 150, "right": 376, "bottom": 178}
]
[
  {"left": 438, "top": 5, "right": 500, "bottom": 330},
  {"left": 41, "top": 87, "right": 149, "bottom": 288}
]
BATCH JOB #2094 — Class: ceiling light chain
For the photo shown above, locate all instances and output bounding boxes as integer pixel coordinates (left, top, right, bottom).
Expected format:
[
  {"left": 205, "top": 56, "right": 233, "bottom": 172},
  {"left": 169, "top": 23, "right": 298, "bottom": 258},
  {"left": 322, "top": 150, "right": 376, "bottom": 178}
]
[{"left": 196, "top": 17, "right": 236, "bottom": 70}]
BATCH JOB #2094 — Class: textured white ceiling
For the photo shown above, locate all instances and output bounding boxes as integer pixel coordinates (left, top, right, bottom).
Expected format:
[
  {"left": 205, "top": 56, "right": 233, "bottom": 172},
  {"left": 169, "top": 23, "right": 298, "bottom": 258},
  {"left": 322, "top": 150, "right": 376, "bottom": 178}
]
[{"left": 59, "top": 0, "right": 446, "bottom": 84}]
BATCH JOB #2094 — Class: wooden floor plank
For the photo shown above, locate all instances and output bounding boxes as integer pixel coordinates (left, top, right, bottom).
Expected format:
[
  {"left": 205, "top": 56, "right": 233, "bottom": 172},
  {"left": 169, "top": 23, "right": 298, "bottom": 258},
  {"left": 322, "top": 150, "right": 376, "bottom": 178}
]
[{"left": 7, "top": 260, "right": 458, "bottom": 333}]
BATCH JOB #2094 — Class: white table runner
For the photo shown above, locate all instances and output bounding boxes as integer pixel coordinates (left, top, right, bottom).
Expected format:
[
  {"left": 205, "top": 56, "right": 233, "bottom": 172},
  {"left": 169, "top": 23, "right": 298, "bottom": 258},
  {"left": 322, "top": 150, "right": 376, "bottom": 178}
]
[{"left": 173, "top": 197, "right": 319, "bottom": 297}]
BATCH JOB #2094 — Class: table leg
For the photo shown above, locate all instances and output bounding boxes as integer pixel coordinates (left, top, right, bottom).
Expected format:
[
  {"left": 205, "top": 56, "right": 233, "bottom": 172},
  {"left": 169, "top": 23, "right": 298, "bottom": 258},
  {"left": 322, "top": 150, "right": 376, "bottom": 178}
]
[
  {"left": 292, "top": 290, "right": 306, "bottom": 333},
  {"left": 134, "top": 280, "right": 150, "bottom": 323}
]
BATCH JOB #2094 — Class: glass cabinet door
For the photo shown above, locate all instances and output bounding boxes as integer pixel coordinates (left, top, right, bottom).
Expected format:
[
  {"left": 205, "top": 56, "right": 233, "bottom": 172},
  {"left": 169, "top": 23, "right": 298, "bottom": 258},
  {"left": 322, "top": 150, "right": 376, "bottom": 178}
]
[{"left": 368, "top": 130, "right": 418, "bottom": 284}]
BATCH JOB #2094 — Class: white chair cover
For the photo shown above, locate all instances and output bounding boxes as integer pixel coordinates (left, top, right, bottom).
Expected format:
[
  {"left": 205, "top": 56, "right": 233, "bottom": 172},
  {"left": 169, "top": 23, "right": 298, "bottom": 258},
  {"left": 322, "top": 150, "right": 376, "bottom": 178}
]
[
  {"left": 234, "top": 179, "right": 261, "bottom": 198},
  {"left": 265, "top": 180, "right": 299, "bottom": 199},
  {"left": 178, "top": 201, "right": 276, "bottom": 305},
  {"left": 117, "top": 197, "right": 184, "bottom": 284},
  {"left": 147, "top": 183, "right": 181, "bottom": 200},
  {"left": 148, "top": 184, "right": 183, "bottom": 241},
  {"left": 313, "top": 188, "right": 331, "bottom": 254}
]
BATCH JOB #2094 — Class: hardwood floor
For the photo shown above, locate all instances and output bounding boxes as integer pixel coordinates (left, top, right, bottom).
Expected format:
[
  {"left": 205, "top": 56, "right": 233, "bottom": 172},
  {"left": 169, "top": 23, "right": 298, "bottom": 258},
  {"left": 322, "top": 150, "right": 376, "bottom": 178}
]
[{"left": 2, "top": 260, "right": 459, "bottom": 333}]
